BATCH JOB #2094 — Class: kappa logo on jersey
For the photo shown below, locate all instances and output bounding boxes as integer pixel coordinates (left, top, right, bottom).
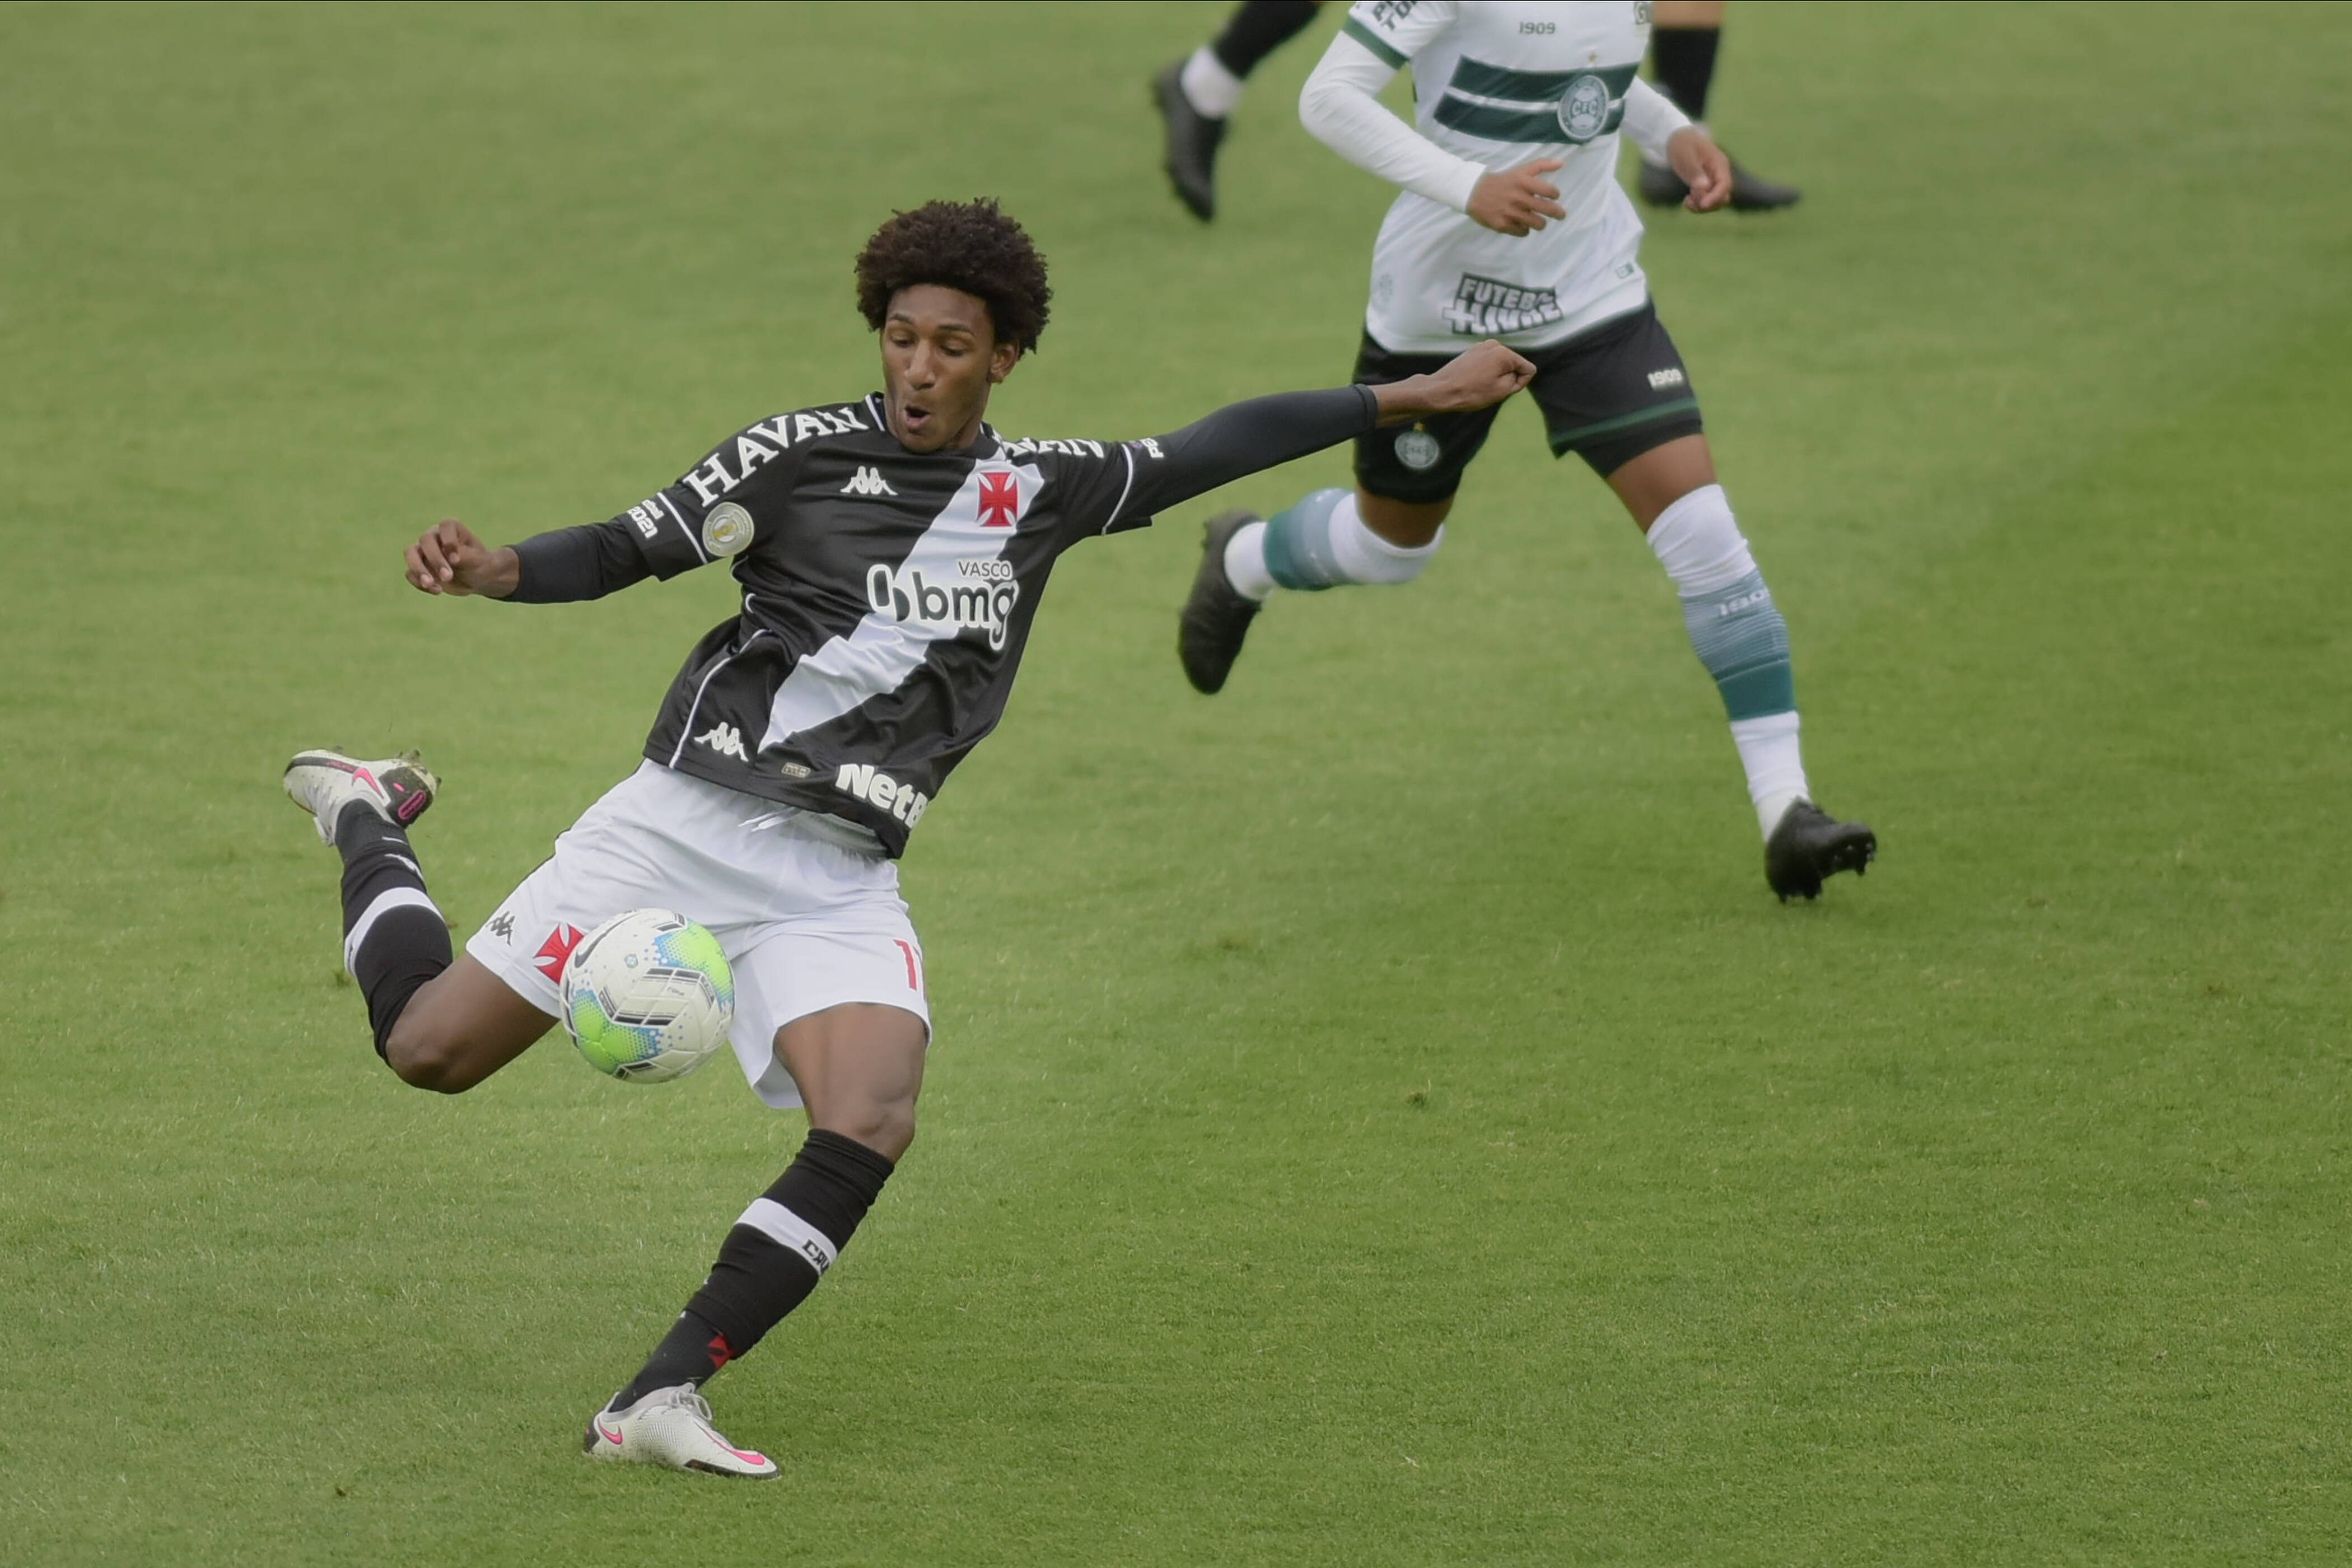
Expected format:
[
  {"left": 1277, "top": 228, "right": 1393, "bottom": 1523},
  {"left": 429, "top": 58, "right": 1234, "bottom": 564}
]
[
  {"left": 534, "top": 923, "right": 586, "bottom": 983},
  {"left": 977, "top": 470, "right": 1019, "bottom": 528},
  {"left": 834, "top": 763, "right": 930, "bottom": 828},
  {"left": 840, "top": 466, "right": 898, "bottom": 497},
  {"left": 696, "top": 721, "right": 751, "bottom": 760},
  {"left": 1443, "top": 273, "right": 1566, "bottom": 337},
  {"left": 865, "top": 558, "right": 1021, "bottom": 651},
  {"left": 682, "top": 405, "right": 872, "bottom": 505},
  {"left": 1648, "top": 368, "right": 1687, "bottom": 390}
]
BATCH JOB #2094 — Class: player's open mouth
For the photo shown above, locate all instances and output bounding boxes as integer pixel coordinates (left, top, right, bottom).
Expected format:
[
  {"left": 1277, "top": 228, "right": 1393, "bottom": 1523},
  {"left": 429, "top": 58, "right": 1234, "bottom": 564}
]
[{"left": 901, "top": 404, "right": 931, "bottom": 431}]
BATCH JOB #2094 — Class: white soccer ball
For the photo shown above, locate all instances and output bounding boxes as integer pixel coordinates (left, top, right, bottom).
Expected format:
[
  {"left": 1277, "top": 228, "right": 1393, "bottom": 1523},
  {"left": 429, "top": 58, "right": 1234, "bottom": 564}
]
[{"left": 558, "top": 908, "right": 735, "bottom": 1084}]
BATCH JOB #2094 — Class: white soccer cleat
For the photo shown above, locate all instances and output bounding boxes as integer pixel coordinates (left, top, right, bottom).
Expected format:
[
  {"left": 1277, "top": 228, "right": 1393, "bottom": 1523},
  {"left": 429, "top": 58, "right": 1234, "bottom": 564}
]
[
  {"left": 583, "top": 1385, "right": 779, "bottom": 1480},
  {"left": 282, "top": 749, "right": 438, "bottom": 844}
]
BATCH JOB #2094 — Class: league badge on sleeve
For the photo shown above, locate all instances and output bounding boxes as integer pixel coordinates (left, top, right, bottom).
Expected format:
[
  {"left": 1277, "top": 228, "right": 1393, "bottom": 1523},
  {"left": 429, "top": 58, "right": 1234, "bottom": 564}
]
[{"left": 702, "top": 502, "right": 754, "bottom": 558}]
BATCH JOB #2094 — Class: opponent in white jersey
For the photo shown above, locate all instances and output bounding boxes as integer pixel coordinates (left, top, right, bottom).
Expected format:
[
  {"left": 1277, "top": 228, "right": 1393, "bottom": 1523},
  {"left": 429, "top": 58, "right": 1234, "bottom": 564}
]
[
  {"left": 1344, "top": 0, "right": 1681, "bottom": 351},
  {"left": 1178, "top": 0, "right": 1877, "bottom": 901}
]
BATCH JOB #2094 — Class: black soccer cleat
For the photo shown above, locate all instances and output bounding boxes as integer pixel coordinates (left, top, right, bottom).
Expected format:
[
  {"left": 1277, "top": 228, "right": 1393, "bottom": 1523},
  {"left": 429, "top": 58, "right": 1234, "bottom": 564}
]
[
  {"left": 1765, "top": 800, "right": 1875, "bottom": 902},
  {"left": 1637, "top": 154, "right": 1802, "bottom": 212},
  {"left": 1152, "top": 60, "right": 1226, "bottom": 222},
  {"left": 1178, "top": 510, "right": 1263, "bottom": 694}
]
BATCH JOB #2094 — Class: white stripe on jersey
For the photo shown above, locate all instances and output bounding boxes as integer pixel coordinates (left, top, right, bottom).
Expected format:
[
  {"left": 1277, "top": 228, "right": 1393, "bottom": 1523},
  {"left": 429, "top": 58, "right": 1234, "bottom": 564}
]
[
  {"left": 759, "top": 461, "right": 1042, "bottom": 749},
  {"left": 1102, "top": 445, "right": 1138, "bottom": 534},
  {"left": 657, "top": 490, "right": 709, "bottom": 564}
]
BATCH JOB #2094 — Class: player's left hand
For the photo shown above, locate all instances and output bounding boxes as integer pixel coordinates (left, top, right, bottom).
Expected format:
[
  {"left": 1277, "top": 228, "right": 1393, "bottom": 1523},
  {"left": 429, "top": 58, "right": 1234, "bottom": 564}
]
[{"left": 1667, "top": 127, "right": 1732, "bottom": 212}]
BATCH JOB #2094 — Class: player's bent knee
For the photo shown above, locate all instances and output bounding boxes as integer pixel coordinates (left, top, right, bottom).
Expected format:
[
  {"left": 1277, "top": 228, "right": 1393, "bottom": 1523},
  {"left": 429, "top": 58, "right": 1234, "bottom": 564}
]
[
  {"left": 832, "top": 1103, "right": 917, "bottom": 1161},
  {"left": 381, "top": 1015, "right": 483, "bottom": 1094}
]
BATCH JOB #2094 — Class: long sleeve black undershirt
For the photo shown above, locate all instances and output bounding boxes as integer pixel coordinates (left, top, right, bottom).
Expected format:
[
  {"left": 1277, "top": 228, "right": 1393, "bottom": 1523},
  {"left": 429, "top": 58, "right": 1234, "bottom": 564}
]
[
  {"left": 1114, "top": 384, "right": 1379, "bottom": 527},
  {"left": 498, "top": 384, "right": 1380, "bottom": 602},
  {"left": 507, "top": 522, "right": 652, "bottom": 603}
]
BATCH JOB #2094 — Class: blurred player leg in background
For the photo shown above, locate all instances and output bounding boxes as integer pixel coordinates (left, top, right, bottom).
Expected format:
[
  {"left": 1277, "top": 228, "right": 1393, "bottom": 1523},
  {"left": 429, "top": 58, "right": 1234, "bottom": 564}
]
[
  {"left": 1636, "top": 1, "right": 1802, "bottom": 212},
  {"left": 1189, "top": 318, "right": 1872, "bottom": 901},
  {"left": 1152, "top": 1, "right": 1325, "bottom": 221}
]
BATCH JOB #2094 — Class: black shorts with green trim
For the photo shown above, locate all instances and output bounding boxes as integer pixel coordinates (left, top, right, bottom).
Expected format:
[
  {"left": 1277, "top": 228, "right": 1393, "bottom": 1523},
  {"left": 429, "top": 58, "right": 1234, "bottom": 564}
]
[{"left": 1351, "top": 301, "right": 1704, "bottom": 504}]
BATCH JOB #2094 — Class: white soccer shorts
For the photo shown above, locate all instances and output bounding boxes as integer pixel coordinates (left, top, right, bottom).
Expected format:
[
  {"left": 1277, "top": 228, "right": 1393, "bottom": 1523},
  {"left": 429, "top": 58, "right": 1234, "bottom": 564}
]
[{"left": 465, "top": 762, "right": 929, "bottom": 1108}]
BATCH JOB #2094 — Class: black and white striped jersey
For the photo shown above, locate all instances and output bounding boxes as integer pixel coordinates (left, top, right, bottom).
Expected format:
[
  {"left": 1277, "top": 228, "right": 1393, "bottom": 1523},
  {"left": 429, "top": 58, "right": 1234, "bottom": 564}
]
[{"left": 509, "top": 385, "right": 1376, "bottom": 855}]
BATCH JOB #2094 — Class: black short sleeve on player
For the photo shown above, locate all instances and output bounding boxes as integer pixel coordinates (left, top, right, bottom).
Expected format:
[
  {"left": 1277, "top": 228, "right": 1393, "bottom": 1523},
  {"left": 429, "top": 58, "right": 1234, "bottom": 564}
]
[
  {"left": 608, "top": 484, "right": 717, "bottom": 580},
  {"left": 608, "top": 411, "right": 829, "bottom": 581}
]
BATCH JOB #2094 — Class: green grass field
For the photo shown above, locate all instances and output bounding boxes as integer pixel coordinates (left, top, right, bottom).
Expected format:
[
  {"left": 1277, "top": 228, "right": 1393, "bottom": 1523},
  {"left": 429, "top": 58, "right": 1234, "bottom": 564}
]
[{"left": 5, "top": 2, "right": 2349, "bottom": 1561}]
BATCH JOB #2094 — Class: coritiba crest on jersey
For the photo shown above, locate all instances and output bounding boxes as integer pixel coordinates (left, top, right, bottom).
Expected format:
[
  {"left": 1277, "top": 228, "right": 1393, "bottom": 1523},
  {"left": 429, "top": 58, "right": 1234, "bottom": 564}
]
[{"left": 1557, "top": 74, "right": 1611, "bottom": 143}]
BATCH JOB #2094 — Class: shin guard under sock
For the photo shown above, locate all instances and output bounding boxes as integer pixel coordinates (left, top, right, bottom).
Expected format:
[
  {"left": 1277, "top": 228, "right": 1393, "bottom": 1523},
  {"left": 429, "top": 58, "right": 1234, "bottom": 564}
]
[
  {"left": 335, "top": 803, "right": 450, "bottom": 1054},
  {"left": 616, "top": 1130, "right": 896, "bottom": 1406}
]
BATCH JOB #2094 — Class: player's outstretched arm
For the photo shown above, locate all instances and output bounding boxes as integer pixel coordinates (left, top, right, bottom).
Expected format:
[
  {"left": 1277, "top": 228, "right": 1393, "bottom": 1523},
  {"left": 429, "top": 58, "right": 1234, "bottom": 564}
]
[
  {"left": 1368, "top": 339, "right": 1536, "bottom": 424},
  {"left": 1105, "top": 342, "right": 1535, "bottom": 530},
  {"left": 403, "top": 517, "right": 654, "bottom": 603}
]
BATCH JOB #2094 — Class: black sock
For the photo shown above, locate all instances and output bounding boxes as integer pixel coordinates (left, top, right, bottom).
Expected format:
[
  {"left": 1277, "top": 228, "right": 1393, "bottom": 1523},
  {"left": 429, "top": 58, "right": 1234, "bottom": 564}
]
[
  {"left": 1650, "top": 25, "right": 1721, "bottom": 121},
  {"left": 1210, "top": 0, "right": 1320, "bottom": 81},
  {"left": 334, "top": 802, "right": 450, "bottom": 1056},
  {"left": 613, "top": 1130, "right": 897, "bottom": 1407}
]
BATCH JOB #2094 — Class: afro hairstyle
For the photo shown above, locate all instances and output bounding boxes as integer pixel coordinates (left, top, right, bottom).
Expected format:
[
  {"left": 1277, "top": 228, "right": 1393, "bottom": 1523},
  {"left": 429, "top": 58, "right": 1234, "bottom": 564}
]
[{"left": 854, "top": 199, "right": 1052, "bottom": 354}]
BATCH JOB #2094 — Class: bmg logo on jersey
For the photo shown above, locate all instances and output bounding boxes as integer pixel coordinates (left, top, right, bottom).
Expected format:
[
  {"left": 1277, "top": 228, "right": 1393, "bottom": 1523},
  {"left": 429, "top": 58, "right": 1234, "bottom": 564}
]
[{"left": 865, "top": 558, "right": 1021, "bottom": 650}]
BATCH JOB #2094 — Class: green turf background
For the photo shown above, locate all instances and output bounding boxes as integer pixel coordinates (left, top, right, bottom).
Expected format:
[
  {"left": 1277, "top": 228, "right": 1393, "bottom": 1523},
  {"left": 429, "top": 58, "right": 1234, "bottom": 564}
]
[{"left": 3, "top": 2, "right": 2348, "bottom": 1561}]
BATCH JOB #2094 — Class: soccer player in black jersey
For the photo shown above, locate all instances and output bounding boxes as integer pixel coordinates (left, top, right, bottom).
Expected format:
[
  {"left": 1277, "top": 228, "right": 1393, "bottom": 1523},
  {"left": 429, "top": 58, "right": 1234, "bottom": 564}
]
[{"left": 283, "top": 199, "right": 1533, "bottom": 1478}]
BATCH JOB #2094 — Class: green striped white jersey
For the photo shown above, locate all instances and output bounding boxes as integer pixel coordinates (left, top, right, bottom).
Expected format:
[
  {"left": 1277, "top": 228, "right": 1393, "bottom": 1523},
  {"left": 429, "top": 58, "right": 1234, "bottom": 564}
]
[{"left": 1339, "top": 1, "right": 1662, "bottom": 353}]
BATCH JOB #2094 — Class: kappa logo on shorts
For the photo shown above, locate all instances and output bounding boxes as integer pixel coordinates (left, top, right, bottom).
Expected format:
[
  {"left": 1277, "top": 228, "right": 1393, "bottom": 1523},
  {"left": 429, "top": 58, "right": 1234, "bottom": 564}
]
[
  {"left": 534, "top": 923, "right": 586, "bottom": 983},
  {"left": 488, "top": 912, "right": 515, "bottom": 942}
]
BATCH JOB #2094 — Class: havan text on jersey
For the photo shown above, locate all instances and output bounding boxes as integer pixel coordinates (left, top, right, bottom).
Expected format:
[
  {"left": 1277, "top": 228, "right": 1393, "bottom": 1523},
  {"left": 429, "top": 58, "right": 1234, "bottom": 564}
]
[{"left": 682, "top": 405, "right": 876, "bottom": 505}]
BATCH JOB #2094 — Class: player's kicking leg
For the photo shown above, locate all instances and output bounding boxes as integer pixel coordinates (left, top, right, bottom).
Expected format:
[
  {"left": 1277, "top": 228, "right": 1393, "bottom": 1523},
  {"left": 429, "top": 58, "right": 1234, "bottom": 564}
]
[
  {"left": 284, "top": 748, "right": 554, "bottom": 1085},
  {"left": 587, "top": 1001, "right": 923, "bottom": 1481}
]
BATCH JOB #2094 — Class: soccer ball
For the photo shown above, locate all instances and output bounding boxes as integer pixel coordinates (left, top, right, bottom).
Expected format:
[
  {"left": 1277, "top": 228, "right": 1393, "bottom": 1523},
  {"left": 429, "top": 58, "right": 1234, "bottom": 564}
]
[{"left": 559, "top": 909, "right": 735, "bottom": 1083}]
